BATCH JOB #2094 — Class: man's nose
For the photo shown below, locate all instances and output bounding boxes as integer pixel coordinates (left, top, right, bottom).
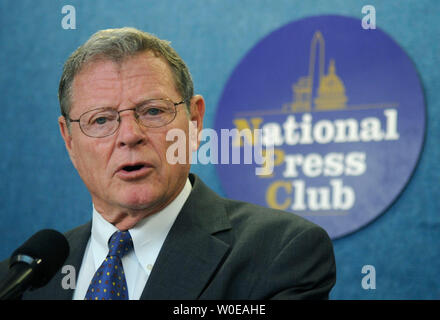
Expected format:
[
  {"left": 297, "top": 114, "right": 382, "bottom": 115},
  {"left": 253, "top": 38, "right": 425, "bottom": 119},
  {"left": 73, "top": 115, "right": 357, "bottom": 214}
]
[{"left": 116, "top": 110, "right": 146, "bottom": 148}]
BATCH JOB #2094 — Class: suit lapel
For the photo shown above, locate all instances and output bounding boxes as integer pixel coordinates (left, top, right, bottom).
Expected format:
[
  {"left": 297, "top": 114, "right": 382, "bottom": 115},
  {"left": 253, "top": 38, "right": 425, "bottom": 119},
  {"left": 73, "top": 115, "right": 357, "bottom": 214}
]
[
  {"left": 140, "top": 174, "right": 232, "bottom": 299},
  {"left": 58, "top": 222, "right": 91, "bottom": 299}
]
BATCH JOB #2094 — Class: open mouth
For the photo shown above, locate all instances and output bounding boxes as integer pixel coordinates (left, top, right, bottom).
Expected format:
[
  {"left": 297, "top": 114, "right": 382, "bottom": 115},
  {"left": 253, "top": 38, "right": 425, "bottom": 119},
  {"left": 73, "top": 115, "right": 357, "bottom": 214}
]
[
  {"left": 122, "top": 164, "right": 145, "bottom": 172},
  {"left": 116, "top": 162, "right": 152, "bottom": 180}
]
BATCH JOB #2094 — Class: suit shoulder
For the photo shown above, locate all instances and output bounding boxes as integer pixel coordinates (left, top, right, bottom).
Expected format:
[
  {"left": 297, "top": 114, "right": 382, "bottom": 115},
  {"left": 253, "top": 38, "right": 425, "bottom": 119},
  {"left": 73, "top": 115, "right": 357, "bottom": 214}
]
[{"left": 221, "top": 197, "right": 329, "bottom": 243}]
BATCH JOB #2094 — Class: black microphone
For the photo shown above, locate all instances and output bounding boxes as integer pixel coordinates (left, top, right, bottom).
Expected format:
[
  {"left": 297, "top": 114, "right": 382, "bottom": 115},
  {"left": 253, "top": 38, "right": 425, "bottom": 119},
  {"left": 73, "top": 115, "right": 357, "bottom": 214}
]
[{"left": 0, "top": 229, "right": 70, "bottom": 300}]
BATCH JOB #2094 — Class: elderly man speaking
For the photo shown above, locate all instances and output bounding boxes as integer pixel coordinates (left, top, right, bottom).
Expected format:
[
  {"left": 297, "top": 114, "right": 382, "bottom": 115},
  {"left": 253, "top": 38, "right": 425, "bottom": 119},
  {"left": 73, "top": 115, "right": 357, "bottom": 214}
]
[{"left": 1, "top": 27, "right": 336, "bottom": 300}]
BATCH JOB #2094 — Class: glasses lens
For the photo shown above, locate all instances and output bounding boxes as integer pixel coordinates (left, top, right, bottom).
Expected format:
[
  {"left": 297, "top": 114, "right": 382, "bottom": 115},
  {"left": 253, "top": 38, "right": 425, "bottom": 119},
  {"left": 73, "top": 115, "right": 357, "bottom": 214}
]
[
  {"left": 136, "top": 100, "right": 176, "bottom": 128},
  {"left": 80, "top": 108, "right": 119, "bottom": 137}
]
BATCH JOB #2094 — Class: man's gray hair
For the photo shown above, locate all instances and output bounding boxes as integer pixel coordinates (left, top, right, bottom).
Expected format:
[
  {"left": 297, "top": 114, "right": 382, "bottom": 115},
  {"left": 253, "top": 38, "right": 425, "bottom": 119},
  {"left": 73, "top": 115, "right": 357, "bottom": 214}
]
[{"left": 58, "top": 27, "right": 194, "bottom": 122}]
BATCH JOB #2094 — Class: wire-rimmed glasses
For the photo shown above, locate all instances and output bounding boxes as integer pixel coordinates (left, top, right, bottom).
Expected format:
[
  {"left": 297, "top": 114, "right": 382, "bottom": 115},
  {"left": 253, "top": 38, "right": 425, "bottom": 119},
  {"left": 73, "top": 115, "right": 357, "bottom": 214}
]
[{"left": 68, "top": 99, "right": 187, "bottom": 138}]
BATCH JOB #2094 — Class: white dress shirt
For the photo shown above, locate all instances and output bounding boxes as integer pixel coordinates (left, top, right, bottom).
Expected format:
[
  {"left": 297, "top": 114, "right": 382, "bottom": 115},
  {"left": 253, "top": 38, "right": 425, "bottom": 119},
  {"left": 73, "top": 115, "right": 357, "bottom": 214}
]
[{"left": 73, "top": 178, "right": 192, "bottom": 300}]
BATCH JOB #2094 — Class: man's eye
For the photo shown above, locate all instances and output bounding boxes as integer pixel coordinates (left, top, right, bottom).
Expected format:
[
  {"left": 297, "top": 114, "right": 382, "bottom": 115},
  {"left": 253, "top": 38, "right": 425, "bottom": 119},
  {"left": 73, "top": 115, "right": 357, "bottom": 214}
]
[
  {"left": 93, "top": 117, "right": 109, "bottom": 125},
  {"left": 145, "top": 108, "right": 164, "bottom": 116}
]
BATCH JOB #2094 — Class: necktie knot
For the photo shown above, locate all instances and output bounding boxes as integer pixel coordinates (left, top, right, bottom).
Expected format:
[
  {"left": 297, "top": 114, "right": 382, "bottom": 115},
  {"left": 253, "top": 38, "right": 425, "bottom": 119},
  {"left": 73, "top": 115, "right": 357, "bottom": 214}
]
[{"left": 108, "top": 231, "right": 133, "bottom": 258}]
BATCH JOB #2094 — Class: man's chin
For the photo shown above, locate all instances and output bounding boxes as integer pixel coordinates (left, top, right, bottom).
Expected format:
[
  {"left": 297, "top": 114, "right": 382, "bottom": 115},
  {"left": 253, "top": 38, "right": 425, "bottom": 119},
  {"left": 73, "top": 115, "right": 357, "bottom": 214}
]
[
  {"left": 118, "top": 198, "right": 160, "bottom": 211},
  {"left": 117, "top": 191, "right": 167, "bottom": 213}
]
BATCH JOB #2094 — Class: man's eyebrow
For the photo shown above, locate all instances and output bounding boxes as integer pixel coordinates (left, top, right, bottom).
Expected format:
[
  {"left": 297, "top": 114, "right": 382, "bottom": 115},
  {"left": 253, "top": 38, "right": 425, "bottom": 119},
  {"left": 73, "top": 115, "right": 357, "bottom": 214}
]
[
  {"left": 84, "top": 97, "right": 167, "bottom": 112},
  {"left": 85, "top": 99, "right": 152, "bottom": 110},
  {"left": 134, "top": 99, "right": 154, "bottom": 108},
  {"left": 84, "top": 105, "right": 117, "bottom": 111},
  {"left": 133, "top": 98, "right": 168, "bottom": 108}
]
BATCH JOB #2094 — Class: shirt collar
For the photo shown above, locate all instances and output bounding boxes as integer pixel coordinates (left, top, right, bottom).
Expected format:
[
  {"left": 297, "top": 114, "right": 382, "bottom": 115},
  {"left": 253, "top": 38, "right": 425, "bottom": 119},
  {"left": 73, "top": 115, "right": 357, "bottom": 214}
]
[{"left": 90, "top": 178, "right": 192, "bottom": 274}]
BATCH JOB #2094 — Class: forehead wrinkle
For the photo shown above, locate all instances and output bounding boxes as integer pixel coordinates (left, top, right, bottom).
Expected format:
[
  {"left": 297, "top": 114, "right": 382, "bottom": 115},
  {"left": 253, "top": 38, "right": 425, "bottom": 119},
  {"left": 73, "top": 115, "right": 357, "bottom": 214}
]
[
  {"left": 119, "top": 55, "right": 181, "bottom": 106},
  {"left": 71, "top": 59, "right": 124, "bottom": 114}
]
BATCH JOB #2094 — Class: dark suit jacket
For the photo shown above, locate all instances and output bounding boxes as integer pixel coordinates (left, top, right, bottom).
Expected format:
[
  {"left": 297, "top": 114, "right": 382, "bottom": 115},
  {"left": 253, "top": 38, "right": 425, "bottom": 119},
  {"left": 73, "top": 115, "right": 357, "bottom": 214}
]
[{"left": 0, "top": 173, "right": 336, "bottom": 299}]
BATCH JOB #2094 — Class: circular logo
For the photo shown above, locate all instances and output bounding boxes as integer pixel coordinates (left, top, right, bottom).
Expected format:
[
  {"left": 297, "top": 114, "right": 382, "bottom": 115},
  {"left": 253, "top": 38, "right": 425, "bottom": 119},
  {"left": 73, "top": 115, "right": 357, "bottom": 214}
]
[{"left": 213, "top": 15, "right": 425, "bottom": 239}]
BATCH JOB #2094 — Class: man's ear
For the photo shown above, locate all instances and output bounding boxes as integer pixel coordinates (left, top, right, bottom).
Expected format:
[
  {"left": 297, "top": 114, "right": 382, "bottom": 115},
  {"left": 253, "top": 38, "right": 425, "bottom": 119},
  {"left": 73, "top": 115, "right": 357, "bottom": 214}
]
[
  {"left": 189, "top": 95, "right": 205, "bottom": 151},
  {"left": 58, "top": 116, "right": 77, "bottom": 168}
]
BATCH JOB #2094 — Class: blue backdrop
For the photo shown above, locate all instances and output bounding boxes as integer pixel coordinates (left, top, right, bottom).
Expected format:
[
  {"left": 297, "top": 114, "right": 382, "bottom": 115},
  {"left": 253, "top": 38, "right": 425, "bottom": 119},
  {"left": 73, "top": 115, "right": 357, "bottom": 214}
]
[{"left": 0, "top": 0, "right": 439, "bottom": 299}]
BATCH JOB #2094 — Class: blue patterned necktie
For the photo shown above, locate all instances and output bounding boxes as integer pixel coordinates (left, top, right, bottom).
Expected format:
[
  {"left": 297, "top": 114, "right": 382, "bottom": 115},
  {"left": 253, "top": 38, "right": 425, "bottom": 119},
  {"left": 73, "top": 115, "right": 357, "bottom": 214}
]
[{"left": 85, "top": 230, "right": 133, "bottom": 300}]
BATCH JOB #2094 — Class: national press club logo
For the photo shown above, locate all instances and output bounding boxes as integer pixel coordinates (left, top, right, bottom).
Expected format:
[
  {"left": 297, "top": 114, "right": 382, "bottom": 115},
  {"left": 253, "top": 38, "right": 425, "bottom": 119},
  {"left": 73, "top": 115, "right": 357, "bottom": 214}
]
[{"left": 213, "top": 15, "right": 425, "bottom": 239}]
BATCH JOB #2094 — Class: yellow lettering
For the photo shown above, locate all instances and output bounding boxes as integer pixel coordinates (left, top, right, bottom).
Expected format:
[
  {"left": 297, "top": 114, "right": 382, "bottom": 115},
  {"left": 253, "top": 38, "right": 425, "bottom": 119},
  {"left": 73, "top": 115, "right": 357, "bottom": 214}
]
[
  {"left": 232, "top": 117, "right": 263, "bottom": 146},
  {"left": 266, "top": 180, "right": 291, "bottom": 210}
]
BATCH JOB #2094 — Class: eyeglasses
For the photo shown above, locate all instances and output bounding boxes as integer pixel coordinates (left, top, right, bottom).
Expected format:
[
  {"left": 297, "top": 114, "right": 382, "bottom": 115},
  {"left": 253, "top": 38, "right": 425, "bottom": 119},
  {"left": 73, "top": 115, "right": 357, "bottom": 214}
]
[{"left": 68, "top": 99, "right": 187, "bottom": 138}]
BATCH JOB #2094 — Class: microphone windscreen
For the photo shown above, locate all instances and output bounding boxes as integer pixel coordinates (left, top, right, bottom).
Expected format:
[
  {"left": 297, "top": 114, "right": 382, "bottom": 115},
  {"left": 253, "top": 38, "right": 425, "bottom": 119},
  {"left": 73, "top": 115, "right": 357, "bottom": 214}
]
[{"left": 11, "top": 229, "right": 70, "bottom": 288}]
